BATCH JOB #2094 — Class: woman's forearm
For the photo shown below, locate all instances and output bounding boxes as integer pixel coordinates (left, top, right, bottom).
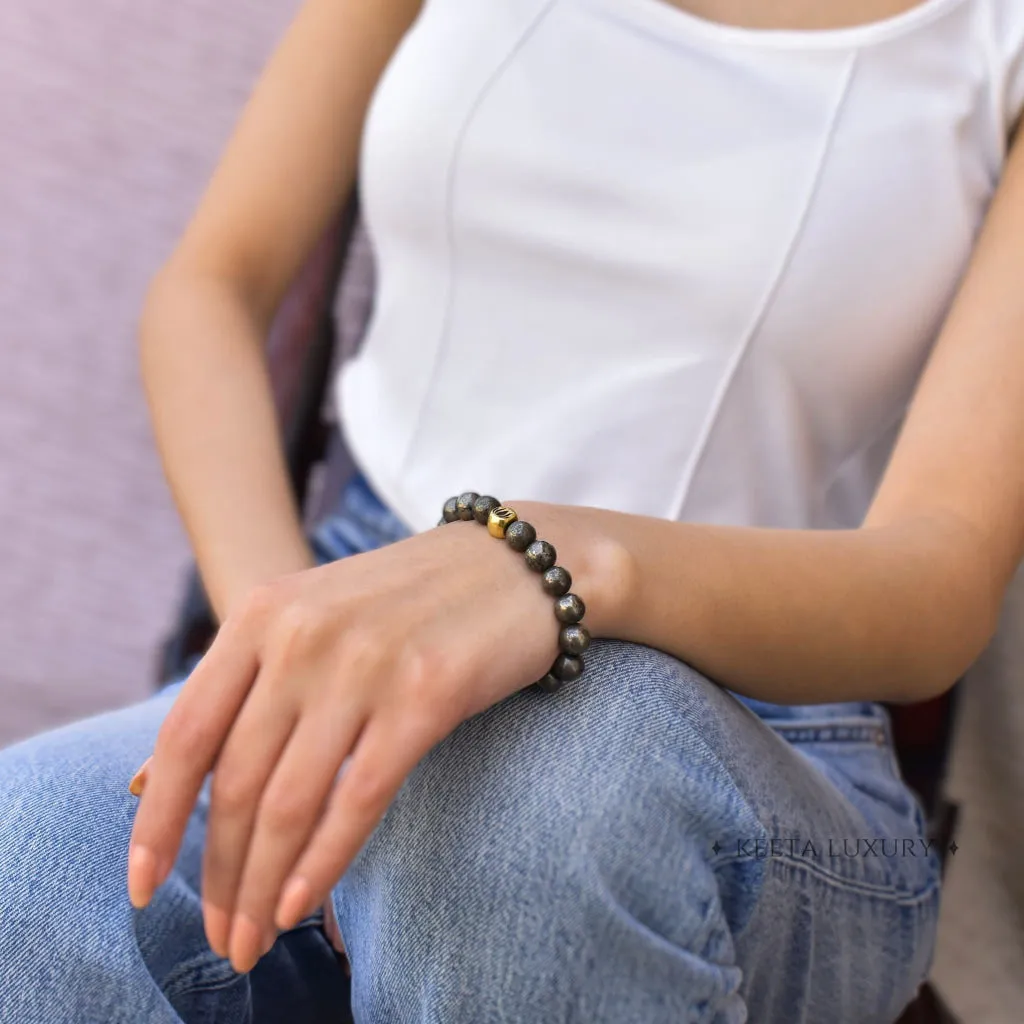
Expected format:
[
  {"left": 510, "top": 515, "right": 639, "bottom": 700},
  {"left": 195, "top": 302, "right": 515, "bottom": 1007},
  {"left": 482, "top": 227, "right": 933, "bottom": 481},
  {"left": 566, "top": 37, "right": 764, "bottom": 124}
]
[
  {"left": 140, "top": 271, "right": 314, "bottom": 623},
  {"left": 136, "top": 0, "right": 424, "bottom": 622},
  {"left": 513, "top": 501, "right": 1000, "bottom": 705}
]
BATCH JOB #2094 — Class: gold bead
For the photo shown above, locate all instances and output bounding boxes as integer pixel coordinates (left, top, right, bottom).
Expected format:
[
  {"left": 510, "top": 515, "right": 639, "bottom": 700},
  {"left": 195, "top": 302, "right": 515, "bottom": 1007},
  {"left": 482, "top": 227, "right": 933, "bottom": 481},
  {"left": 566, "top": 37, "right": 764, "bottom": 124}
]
[{"left": 487, "top": 505, "right": 518, "bottom": 538}]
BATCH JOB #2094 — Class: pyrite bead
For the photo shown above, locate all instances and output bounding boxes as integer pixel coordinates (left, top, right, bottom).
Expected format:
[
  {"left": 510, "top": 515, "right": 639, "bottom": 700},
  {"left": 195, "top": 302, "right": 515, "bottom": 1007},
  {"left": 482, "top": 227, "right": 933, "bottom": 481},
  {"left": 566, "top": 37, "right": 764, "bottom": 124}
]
[
  {"left": 524, "top": 539, "right": 557, "bottom": 573},
  {"left": 505, "top": 519, "right": 537, "bottom": 552},
  {"left": 536, "top": 674, "right": 564, "bottom": 694},
  {"left": 442, "top": 496, "right": 460, "bottom": 523},
  {"left": 559, "top": 623, "right": 591, "bottom": 656},
  {"left": 473, "top": 495, "right": 501, "bottom": 525},
  {"left": 554, "top": 593, "right": 585, "bottom": 624},
  {"left": 551, "top": 653, "right": 584, "bottom": 683},
  {"left": 456, "top": 491, "right": 479, "bottom": 521},
  {"left": 541, "top": 566, "right": 572, "bottom": 596}
]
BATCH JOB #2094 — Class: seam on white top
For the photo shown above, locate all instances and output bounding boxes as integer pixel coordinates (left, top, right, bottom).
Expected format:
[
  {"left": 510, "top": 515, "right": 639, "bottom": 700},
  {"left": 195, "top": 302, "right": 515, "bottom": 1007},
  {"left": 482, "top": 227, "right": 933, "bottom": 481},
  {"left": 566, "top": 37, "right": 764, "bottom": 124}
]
[
  {"left": 398, "top": 0, "right": 563, "bottom": 481},
  {"left": 668, "top": 49, "right": 861, "bottom": 523}
]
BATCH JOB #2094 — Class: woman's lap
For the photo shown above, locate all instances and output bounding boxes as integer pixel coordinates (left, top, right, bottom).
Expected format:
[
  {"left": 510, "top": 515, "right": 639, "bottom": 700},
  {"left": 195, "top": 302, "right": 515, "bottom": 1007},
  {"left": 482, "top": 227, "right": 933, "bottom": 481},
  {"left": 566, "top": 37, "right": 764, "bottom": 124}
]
[
  {"left": 0, "top": 639, "right": 939, "bottom": 1023},
  {"left": 0, "top": 478, "right": 941, "bottom": 1021}
]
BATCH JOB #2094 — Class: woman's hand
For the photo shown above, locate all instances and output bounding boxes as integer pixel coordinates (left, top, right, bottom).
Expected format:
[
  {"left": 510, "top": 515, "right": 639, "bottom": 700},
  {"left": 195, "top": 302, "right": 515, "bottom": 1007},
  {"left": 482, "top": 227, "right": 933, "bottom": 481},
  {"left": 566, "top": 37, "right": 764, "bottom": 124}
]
[{"left": 126, "top": 508, "right": 620, "bottom": 974}]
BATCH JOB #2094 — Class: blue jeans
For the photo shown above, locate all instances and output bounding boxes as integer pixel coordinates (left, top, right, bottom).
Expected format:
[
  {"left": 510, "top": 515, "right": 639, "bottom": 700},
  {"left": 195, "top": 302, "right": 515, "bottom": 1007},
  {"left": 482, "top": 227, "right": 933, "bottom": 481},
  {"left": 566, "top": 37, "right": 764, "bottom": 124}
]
[{"left": 0, "top": 474, "right": 941, "bottom": 1023}]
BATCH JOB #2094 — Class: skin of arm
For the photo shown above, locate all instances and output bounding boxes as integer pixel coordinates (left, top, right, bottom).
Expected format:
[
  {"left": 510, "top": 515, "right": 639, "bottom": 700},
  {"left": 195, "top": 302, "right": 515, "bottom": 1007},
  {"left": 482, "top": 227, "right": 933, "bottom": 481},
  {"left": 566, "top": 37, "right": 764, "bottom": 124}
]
[{"left": 139, "top": 0, "right": 424, "bottom": 622}]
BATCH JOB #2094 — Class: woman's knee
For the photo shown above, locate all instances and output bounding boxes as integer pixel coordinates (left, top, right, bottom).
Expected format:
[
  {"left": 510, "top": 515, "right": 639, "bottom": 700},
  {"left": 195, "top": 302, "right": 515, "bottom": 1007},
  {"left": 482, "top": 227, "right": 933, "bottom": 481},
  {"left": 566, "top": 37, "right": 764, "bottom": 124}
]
[
  {"left": 356, "top": 637, "right": 764, "bottom": 886},
  {"left": 336, "top": 641, "right": 763, "bottom": 1020},
  {"left": 377, "top": 639, "right": 762, "bottom": 867}
]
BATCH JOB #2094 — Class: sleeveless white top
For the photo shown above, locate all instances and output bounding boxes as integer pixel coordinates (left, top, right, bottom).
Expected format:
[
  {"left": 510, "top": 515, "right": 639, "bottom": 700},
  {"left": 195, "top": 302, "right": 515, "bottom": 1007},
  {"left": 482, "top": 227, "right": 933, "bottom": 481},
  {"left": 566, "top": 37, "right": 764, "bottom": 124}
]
[{"left": 338, "top": 0, "right": 1024, "bottom": 534}]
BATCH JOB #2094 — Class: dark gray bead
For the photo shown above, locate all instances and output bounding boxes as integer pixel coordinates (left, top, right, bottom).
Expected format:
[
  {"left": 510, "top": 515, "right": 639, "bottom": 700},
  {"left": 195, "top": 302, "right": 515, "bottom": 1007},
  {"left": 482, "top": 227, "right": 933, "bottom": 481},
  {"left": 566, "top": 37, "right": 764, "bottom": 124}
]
[
  {"left": 442, "top": 496, "right": 460, "bottom": 523},
  {"left": 437, "top": 517, "right": 447, "bottom": 527},
  {"left": 473, "top": 495, "right": 501, "bottom": 525},
  {"left": 456, "top": 491, "right": 479, "bottom": 521},
  {"left": 559, "top": 624, "right": 591, "bottom": 656},
  {"left": 554, "top": 593, "right": 585, "bottom": 623},
  {"left": 551, "top": 653, "right": 584, "bottom": 683},
  {"left": 541, "top": 566, "right": 572, "bottom": 596},
  {"left": 524, "top": 539, "right": 556, "bottom": 573},
  {"left": 536, "top": 674, "right": 564, "bottom": 693},
  {"left": 505, "top": 520, "right": 537, "bottom": 552}
]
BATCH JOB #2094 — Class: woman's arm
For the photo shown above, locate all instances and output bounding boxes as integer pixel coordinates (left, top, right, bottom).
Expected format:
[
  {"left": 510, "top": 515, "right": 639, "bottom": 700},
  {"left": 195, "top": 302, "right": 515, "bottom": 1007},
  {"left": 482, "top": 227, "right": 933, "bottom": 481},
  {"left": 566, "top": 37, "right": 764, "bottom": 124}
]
[
  {"left": 140, "top": 0, "right": 422, "bottom": 622},
  {"left": 128, "top": 91, "right": 1024, "bottom": 974},
  {"left": 532, "top": 132, "right": 1024, "bottom": 707}
]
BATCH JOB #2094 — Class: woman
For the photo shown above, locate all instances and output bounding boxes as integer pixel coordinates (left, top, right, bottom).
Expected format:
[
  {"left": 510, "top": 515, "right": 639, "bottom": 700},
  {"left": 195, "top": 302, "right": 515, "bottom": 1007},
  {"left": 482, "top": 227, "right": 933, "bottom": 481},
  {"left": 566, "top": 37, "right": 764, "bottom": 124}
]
[{"left": 3, "top": 0, "right": 1023, "bottom": 1019}]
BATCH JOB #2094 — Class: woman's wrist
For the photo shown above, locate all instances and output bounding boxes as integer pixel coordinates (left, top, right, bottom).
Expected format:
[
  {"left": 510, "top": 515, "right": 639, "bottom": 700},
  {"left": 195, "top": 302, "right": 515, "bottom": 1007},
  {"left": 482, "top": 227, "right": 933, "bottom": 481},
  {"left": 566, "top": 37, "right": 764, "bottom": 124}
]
[
  {"left": 212, "top": 535, "right": 317, "bottom": 623},
  {"left": 500, "top": 500, "right": 638, "bottom": 643}
]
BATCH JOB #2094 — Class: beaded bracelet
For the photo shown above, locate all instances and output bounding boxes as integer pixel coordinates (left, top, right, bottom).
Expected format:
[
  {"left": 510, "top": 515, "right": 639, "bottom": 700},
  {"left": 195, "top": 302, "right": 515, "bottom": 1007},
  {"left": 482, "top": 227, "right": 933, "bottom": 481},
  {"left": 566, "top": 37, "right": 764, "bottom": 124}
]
[{"left": 439, "top": 491, "right": 590, "bottom": 692}]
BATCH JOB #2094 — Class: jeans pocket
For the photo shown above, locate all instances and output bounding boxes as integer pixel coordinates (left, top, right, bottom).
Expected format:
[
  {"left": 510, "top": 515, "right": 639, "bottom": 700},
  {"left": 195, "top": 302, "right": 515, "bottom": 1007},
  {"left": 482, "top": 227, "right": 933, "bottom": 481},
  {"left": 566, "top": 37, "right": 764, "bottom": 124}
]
[{"left": 734, "top": 694, "right": 903, "bottom": 781}]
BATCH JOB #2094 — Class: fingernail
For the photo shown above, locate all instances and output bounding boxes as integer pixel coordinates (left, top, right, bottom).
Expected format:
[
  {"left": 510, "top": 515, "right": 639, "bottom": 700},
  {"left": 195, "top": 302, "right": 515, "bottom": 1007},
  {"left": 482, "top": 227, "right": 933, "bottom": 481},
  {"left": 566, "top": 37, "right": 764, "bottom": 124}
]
[
  {"left": 127, "top": 845, "right": 157, "bottom": 908},
  {"left": 203, "top": 902, "right": 231, "bottom": 958},
  {"left": 228, "top": 913, "right": 262, "bottom": 974},
  {"left": 128, "top": 759, "right": 151, "bottom": 797},
  {"left": 275, "top": 876, "right": 312, "bottom": 931}
]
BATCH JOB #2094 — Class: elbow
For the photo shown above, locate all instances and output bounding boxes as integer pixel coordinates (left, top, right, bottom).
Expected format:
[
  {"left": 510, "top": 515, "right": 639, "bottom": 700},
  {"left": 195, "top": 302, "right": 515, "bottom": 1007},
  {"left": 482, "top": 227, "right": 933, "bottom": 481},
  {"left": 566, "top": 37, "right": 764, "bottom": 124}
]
[
  {"left": 879, "top": 512, "right": 1010, "bottom": 704},
  {"left": 138, "top": 267, "right": 175, "bottom": 392},
  {"left": 891, "top": 581, "right": 1002, "bottom": 705},
  {"left": 137, "top": 263, "right": 263, "bottom": 382},
  {"left": 138, "top": 265, "right": 176, "bottom": 347},
  {"left": 137, "top": 267, "right": 197, "bottom": 398}
]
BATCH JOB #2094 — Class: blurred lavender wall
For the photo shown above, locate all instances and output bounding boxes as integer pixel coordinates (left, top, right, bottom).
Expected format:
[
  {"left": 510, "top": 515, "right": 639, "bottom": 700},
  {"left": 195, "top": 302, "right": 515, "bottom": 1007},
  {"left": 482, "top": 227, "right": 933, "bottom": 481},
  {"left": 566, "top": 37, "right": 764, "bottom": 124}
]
[{"left": 0, "top": 2, "right": 298, "bottom": 745}]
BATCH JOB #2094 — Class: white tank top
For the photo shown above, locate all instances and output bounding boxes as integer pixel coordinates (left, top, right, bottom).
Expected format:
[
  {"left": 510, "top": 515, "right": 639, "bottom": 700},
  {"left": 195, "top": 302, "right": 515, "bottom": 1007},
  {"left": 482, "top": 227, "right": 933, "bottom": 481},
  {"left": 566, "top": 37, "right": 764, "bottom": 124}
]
[{"left": 338, "top": 0, "right": 1024, "bottom": 534}]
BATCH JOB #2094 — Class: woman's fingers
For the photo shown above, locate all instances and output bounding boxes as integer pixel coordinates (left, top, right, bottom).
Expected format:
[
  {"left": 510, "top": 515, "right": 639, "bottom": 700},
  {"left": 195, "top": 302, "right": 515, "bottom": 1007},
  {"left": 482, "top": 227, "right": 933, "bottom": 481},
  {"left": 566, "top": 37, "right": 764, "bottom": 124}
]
[
  {"left": 201, "top": 672, "right": 298, "bottom": 959},
  {"left": 225, "top": 702, "right": 364, "bottom": 973},
  {"left": 274, "top": 711, "right": 435, "bottom": 931},
  {"left": 128, "top": 617, "right": 260, "bottom": 909}
]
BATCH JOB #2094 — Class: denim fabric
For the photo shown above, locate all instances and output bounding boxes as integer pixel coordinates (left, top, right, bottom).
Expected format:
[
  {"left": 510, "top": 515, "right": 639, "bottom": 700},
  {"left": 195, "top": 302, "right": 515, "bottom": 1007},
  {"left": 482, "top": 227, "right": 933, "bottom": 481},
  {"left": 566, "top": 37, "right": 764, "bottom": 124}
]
[{"left": 0, "top": 473, "right": 941, "bottom": 1022}]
